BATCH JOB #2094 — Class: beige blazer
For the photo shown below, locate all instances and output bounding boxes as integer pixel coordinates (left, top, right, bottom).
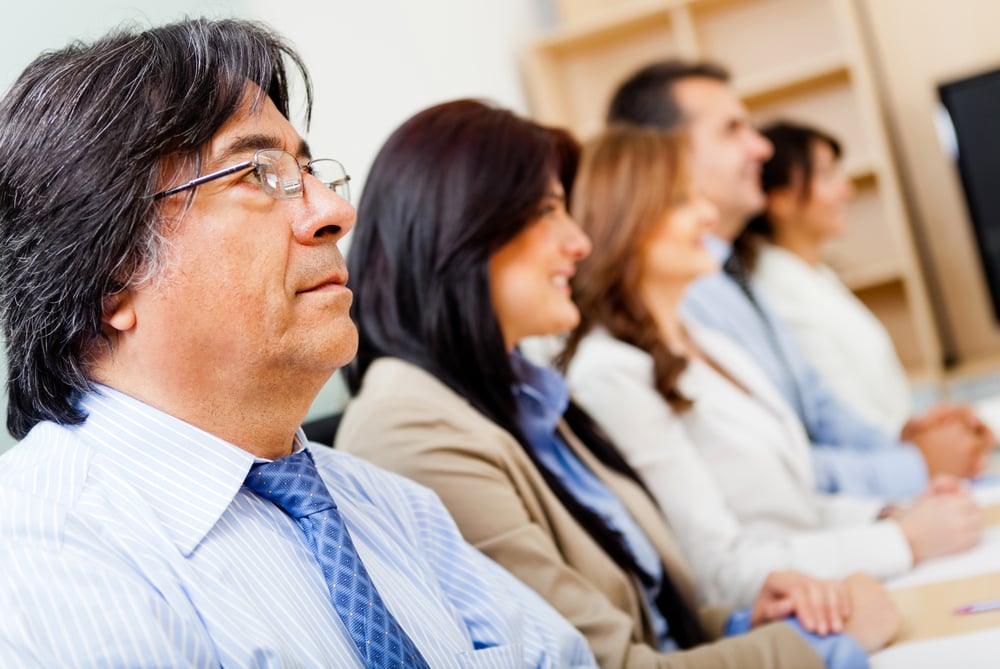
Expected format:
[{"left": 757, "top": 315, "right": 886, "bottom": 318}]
[{"left": 336, "top": 357, "right": 822, "bottom": 669}]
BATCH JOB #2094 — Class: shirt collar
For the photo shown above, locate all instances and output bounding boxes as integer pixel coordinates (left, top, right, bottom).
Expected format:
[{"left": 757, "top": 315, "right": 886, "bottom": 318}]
[
  {"left": 703, "top": 233, "right": 733, "bottom": 263},
  {"left": 510, "top": 351, "right": 569, "bottom": 446},
  {"left": 78, "top": 385, "right": 305, "bottom": 556}
]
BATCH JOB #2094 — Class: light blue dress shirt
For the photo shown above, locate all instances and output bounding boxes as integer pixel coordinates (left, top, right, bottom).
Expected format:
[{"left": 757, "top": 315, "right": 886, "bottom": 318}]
[
  {"left": 511, "top": 353, "right": 675, "bottom": 651},
  {"left": 682, "top": 236, "right": 928, "bottom": 500},
  {"left": 511, "top": 354, "right": 869, "bottom": 668},
  {"left": 0, "top": 386, "right": 596, "bottom": 668}
]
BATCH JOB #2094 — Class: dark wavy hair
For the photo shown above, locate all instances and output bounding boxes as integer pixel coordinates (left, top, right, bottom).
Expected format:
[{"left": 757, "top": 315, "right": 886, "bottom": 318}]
[
  {"left": 346, "top": 99, "right": 705, "bottom": 649},
  {"left": 0, "top": 18, "right": 311, "bottom": 439},
  {"left": 561, "top": 125, "right": 694, "bottom": 412},
  {"left": 736, "top": 120, "right": 842, "bottom": 269}
]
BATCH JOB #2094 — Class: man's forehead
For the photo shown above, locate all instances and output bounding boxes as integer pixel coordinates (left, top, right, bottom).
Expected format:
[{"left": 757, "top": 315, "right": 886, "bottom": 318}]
[
  {"left": 205, "top": 92, "right": 308, "bottom": 164},
  {"left": 673, "top": 77, "right": 745, "bottom": 126}
]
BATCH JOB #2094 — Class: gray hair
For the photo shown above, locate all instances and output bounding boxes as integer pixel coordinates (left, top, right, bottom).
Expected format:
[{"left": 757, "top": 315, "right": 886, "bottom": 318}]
[{"left": 0, "top": 17, "right": 312, "bottom": 438}]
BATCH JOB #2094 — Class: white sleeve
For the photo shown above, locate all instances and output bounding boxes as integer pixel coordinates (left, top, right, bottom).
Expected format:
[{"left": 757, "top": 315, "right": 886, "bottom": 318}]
[{"left": 569, "top": 343, "right": 912, "bottom": 607}]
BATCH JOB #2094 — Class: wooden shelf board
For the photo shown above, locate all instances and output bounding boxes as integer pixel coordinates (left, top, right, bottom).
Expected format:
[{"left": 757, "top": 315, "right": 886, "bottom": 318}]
[
  {"left": 907, "top": 364, "right": 945, "bottom": 386},
  {"left": 944, "top": 353, "right": 1000, "bottom": 382},
  {"left": 535, "top": 1, "right": 676, "bottom": 53},
  {"left": 686, "top": 0, "right": 750, "bottom": 12},
  {"left": 737, "top": 52, "right": 850, "bottom": 105},
  {"left": 837, "top": 261, "right": 905, "bottom": 292},
  {"left": 843, "top": 158, "right": 878, "bottom": 184}
]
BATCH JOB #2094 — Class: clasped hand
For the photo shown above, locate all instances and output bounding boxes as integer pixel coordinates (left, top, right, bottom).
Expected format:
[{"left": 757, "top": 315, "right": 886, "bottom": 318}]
[
  {"left": 903, "top": 404, "right": 996, "bottom": 479},
  {"left": 750, "top": 571, "right": 899, "bottom": 653}
]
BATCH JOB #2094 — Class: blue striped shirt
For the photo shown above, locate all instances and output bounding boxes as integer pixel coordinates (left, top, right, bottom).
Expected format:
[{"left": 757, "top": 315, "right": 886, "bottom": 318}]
[
  {"left": 0, "top": 386, "right": 596, "bottom": 668},
  {"left": 683, "top": 235, "right": 927, "bottom": 500}
]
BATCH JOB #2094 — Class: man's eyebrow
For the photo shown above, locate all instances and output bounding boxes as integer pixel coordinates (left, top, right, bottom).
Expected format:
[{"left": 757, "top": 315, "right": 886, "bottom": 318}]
[{"left": 212, "top": 134, "right": 311, "bottom": 165}]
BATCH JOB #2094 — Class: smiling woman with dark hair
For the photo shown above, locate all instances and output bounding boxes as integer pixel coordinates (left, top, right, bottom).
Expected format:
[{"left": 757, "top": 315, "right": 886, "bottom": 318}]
[{"left": 336, "top": 98, "right": 876, "bottom": 669}]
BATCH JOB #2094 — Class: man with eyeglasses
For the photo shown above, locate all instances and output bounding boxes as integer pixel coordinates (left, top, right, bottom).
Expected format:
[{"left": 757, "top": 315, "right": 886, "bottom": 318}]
[{"left": 0, "top": 18, "right": 596, "bottom": 667}]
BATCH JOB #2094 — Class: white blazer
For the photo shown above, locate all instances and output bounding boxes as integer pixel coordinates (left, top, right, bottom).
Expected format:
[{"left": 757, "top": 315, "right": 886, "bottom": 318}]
[
  {"left": 566, "top": 323, "right": 913, "bottom": 608},
  {"left": 754, "top": 244, "right": 912, "bottom": 433}
]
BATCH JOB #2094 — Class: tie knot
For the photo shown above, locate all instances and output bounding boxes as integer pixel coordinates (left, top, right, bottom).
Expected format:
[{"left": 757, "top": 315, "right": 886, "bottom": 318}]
[{"left": 244, "top": 450, "right": 337, "bottom": 519}]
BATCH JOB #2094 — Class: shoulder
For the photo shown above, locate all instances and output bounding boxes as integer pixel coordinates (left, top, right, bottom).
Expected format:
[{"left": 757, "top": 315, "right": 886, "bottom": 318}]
[
  {"left": 310, "top": 445, "right": 450, "bottom": 534},
  {"left": 342, "top": 357, "right": 477, "bottom": 421},
  {"left": 683, "top": 318, "right": 752, "bottom": 363},
  {"left": 754, "top": 246, "right": 828, "bottom": 304},
  {"left": 569, "top": 328, "right": 651, "bottom": 382},
  {"left": 682, "top": 271, "right": 747, "bottom": 324},
  {"left": 0, "top": 422, "right": 96, "bottom": 547},
  {"left": 336, "top": 357, "right": 519, "bottom": 474}
]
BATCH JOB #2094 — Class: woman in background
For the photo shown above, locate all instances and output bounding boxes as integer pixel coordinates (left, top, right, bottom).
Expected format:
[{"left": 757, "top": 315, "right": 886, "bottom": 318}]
[
  {"left": 335, "top": 99, "right": 894, "bottom": 668},
  {"left": 564, "top": 124, "right": 980, "bottom": 609},
  {"left": 735, "top": 121, "right": 911, "bottom": 432}
]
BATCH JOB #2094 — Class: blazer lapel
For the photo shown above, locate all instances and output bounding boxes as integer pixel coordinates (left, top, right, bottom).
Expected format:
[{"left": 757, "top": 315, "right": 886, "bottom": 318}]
[
  {"left": 686, "top": 322, "right": 816, "bottom": 491},
  {"left": 557, "top": 421, "right": 699, "bottom": 609}
]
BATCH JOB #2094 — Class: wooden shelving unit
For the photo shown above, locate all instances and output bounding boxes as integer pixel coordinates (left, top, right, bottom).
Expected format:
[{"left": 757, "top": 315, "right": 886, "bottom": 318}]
[{"left": 524, "top": 0, "right": 943, "bottom": 382}]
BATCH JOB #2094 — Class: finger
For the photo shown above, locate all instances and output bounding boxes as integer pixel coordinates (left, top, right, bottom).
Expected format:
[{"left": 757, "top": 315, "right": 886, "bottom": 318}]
[
  {"left": 973, "top": 451, "right": 990, "bottom": 477},
  {"left": 803, "top": 583, "right": 827, "bottom": 635},
  {"left": 827, "top": 582, "right": 846, "bottom": 633},
  {"left": 810, "top": 582, "right": 831, "bottom": 636},
  {"left": 790, "top": 588, "right": 816, "bottom": 633},
  {"left": 762, "top": 597, "right": 794, "bottom": 622},
  {"left": 930, "top": 474, "right": 960, "bottom": 494},
  {"left": 837, "top": 581, "right": 851, "bottom": 621}
]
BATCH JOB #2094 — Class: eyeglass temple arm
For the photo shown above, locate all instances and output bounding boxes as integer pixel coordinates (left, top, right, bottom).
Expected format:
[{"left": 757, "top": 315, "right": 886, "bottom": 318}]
[{"left": 153, "top": 160, "right": 255, "bottom": 199}]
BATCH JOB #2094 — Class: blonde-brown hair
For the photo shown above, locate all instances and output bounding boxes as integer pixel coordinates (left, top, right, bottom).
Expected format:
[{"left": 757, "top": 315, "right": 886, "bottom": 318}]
[{"left": 561, "top": 124, "right": 692, "bottom": 410}]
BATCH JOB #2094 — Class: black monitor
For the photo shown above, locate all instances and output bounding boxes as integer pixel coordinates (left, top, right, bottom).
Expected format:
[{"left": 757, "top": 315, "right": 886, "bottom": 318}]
[{"left": 939, "top": 68, "right": 1000, "bottom": 323}]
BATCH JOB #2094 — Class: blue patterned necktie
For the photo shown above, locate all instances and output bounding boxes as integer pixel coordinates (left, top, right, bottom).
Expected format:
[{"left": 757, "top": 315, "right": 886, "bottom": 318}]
[{"left": 244, "top": 450, "right": 430, "bottom": 668}]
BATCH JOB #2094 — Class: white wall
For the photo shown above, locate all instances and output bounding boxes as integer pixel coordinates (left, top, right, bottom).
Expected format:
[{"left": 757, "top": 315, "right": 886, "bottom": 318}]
[
  {"left": 0, "top": 1, "right": 548, "bottom": 452},
  {"left": 252, "top": 0, "right": 549, "bottom": 423}
]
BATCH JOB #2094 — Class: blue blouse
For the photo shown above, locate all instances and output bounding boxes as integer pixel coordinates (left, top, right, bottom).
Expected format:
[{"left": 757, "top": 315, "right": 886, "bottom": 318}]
[
  {"left": 510, "top": 352, "right": 870, "bottom": 667},
  {"left": 511, "top": 352, "right": 675, "bottom": 651}
]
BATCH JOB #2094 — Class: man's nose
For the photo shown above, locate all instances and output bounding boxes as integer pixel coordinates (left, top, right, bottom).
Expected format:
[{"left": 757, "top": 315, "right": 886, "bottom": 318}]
[{"left": 291, "top": 175, "right": 356, "bottom": 245}]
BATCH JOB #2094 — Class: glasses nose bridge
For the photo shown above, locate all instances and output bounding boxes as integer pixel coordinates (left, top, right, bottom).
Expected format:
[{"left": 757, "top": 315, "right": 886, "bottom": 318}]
[{"left": 303, "top": 158, "right": 352, "bottom": 203}]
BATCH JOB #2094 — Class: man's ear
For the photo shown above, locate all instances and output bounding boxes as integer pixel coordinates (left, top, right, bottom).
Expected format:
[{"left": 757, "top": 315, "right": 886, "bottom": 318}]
[{"left": 102, "top": 291, "right": 137, "bottom": 333}]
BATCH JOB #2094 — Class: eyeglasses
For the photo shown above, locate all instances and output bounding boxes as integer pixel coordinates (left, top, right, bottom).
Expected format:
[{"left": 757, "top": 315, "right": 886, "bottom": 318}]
[{"left": 153, "top": 149, "right": 351, "bottom": 202}]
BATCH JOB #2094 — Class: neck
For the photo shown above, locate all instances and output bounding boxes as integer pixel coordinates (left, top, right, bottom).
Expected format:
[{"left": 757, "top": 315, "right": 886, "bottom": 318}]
[
  {"left": 639, "top": 278, "right": 688, "bottom": 352},
  {"left": 773, "top": 227, "right": 823, "bottom": 267},
  {"left": 93, "top": 356, "right": 323, "bottom": 460},
  {"left": 715, "top": 210, "right": 748, "bottom": 243}
]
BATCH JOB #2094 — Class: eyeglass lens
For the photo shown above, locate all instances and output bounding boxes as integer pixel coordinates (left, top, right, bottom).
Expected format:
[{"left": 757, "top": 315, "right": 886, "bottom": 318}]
[{"left": 255, "top": 150, "right": 350, "bottom": 202}]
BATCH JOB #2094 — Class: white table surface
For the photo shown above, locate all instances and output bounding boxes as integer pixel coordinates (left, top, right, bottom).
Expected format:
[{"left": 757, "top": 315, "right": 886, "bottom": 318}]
[{"left": 870, "top": 481, "right": 1000, "bottom": 668}]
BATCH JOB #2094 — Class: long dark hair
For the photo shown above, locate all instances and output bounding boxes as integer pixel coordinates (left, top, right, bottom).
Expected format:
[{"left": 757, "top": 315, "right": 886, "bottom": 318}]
[
  {"left": 0, "top": 18, "right": 310, "bottom": 439},
  {"left": 735, "top": 120, "right": 842, "bottom": 269},
  {"left": 347, "top": 99, "right": 704, "bottom": 648}
]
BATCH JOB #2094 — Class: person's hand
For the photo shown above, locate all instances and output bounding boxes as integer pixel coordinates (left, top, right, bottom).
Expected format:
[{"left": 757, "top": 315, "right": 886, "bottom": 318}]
[
  {"left": 895, "top": 476, "right": 983, "bottom": 563},
  {"left": 750, "top": 570, "right": 850, "bottom": 635},
  {"left": 907, "top": 411, "right": 993, "bottom": 479},
  {"left": 841, "top": 573, "right": 899, "bottom": 653},
  {"left": 902, "top": 404, "right": 995, "bottom": 447},
  {"left": 901, "top": 404, "right": 958, "bottom": 440}
]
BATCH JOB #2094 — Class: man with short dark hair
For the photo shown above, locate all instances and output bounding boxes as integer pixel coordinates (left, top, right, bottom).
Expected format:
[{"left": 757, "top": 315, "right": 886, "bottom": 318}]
[
  {"left": 607, "top": 60, "right": 992, "bottom": 500},
  {"left": 0, "top": 18, "right": 595, "bottom": 667}
]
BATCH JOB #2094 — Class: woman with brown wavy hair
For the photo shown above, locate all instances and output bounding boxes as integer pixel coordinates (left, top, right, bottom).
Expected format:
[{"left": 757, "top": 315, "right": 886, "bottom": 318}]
[{"left": 563, "top": 124, "right": 979, "bottom": 610}]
